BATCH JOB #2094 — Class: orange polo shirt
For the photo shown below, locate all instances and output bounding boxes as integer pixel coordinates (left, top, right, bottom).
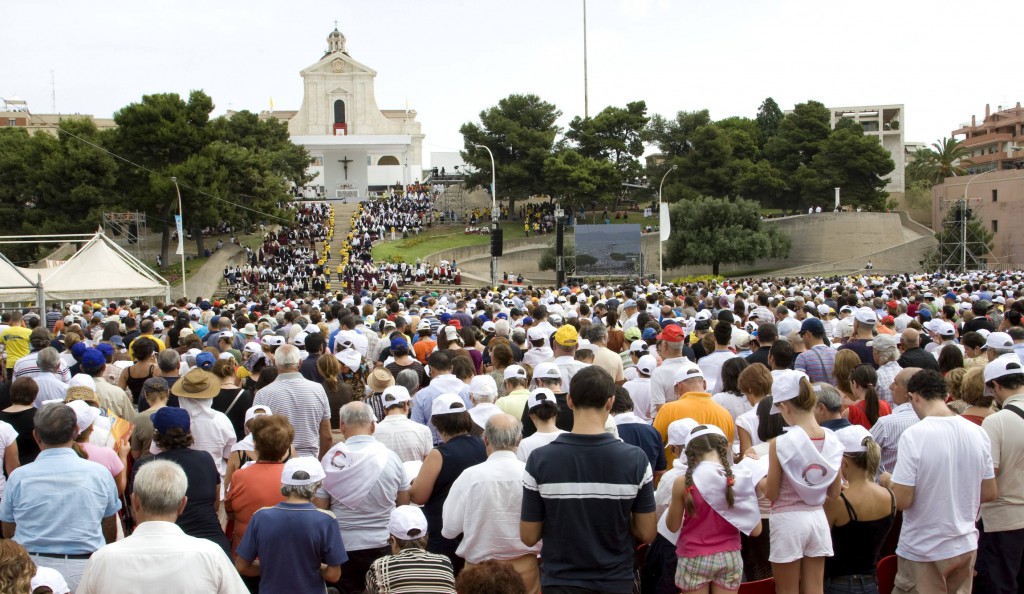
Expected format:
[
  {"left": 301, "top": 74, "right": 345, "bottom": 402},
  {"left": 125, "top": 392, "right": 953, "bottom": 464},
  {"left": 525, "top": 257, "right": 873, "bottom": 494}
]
[{"left": 653, "top": 391, "right": 736, "bottom": 465}]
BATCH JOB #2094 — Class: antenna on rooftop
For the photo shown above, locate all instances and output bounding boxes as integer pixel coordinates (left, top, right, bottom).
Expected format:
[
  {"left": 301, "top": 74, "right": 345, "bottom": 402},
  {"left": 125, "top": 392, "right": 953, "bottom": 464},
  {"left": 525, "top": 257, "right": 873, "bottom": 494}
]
[{"left": 50, "top": 70, "right": 56, "bottom": 113}]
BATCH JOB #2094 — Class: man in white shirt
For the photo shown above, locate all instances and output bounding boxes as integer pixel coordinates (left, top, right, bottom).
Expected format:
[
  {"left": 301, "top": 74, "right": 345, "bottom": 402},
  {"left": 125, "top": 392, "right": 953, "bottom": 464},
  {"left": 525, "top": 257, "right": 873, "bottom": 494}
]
[
  {"left": 315, "top": 402, "right": 410, "bottom": 594},
  {"left": 442, "top": 414, "right": 540, "bottom": 594},
  {"left": 891, "top": 369, "right": 997, "bottom": 594},
  {"left": 697, "top": 322, "right": 739, "bottom": 394},
  {"left": 522, "top": 326, "right": 553, "bottom": 368},
  {"left": 977, "top": 356, "right": 1024, "bottom": 593},
  {"left": 467, "top": 375, "right": 502, "bottom": 431},
  {"left": 624, "top": 355, "right": 656, "bottom": 422},
  {"left": 551, "top": 326, "right": 589, "bottom": 394},
  {"left": 78, "top": 460, "right": 247, "bottom": 594},
  {"left": 649, "top": 324, "right": 689, "bottom": 414},
  {"left": 373, "top": 386, "right": 433, "bottom": 462}
]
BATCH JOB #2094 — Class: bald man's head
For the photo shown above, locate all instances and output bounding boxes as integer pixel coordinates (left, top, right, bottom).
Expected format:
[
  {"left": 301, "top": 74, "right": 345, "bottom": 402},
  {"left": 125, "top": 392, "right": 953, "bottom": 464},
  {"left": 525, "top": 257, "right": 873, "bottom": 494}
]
[
  {"left": 892, "top": 367, "right": 921, "bottom": 405},
  {"left": 901, "top": 328, "right": 921, "bottom": 350},
  {"left": 484, "top": 413, "right": 522, "bottom": 452}
]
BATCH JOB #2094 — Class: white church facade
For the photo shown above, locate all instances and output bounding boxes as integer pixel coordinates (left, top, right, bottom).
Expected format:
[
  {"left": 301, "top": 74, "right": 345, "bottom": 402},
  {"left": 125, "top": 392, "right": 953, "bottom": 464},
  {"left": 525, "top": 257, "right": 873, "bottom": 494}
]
[{"left": 266, "top": 27, "right": 424, "bottom": 199}]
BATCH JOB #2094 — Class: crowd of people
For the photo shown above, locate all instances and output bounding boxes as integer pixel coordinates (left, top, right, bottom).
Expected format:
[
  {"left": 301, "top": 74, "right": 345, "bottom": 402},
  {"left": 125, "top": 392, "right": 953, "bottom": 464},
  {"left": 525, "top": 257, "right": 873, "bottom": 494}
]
[
  {"left": 223, "top": 203, "right": 335, "bottom": 298},
  {"left": 0, "top": 271, "right": 1023, "bottom": 594}
]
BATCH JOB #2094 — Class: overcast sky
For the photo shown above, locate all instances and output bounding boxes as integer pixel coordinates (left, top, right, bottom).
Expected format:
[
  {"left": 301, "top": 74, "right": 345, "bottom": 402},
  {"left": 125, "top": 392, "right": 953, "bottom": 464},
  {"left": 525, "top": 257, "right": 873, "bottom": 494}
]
[{"left": 4, "top": 0, "right": 1020, "bottom": 168}]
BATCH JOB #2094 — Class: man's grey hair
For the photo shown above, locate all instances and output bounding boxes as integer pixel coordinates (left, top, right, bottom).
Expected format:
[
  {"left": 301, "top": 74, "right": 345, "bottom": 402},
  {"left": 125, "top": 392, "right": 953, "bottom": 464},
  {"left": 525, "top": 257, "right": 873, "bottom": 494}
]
[
  {"left": 494, "top": 319, "right": 510, "bottom": 338},
  {"left": 134, "top": 459, "right": 188, "bottom": 516},
  {"left": 539, "top": 377, "right": 563, "bottom": 390},
  {"left": 275, "top": 344, "right": 301, "bottom": 369},
  {"left": 339, "top": 401, "right": 374, "bottom": 427},
  {"left": 395, "top": 369, "right": 420, "bottom": 395},
  {"left": 814, "top": 382, "right": 843, "bottom": 413},
  {"left": 484, "top": 415, "right": 522, "bottom": 451},
  {"left": 281, "top": 480, "right": 322, "bottom": 500},
  {"left": 875, "top": 343, "right": 899, "bottom": 365},
  {"left": 35, "top": 403, "right": 78, "bottom": 445},
  {"left": 511, "top": 329, "right": 526, "bottom": 345},
  {"left": 586, "top": 323, "right": 608, "bottom": 344},
  {"left": 662, "top": 341, "right": 683, "bottom": 354},
  {"left": 218, "top": 317, "right": 233, "bottom": 330},
  {"left": 37, "top": 347, "right": 60, "bottom": 373},
  {"left": 157, "top": 349, "right": 180, "bottom": 373}
]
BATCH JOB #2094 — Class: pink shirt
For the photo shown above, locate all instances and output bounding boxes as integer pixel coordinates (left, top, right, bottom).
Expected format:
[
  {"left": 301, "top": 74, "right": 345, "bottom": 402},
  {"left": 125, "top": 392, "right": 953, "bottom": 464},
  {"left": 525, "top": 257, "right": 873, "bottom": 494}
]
[
  {"left": 81, "top": 442, "right": 124, "bottom": 478},
  {"left": 676, "top": 484, "right": 741, "bottom": 557}
]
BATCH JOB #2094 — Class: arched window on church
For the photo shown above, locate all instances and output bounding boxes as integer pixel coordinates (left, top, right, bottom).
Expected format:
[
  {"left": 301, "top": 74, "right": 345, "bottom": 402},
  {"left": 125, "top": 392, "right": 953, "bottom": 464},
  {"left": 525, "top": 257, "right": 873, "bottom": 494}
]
[
  {"left": 377, "top": 155, "right": 400, "bottom": 166},
  {"left": 334, "top": 100, "right": 346, "bottom": 124}
]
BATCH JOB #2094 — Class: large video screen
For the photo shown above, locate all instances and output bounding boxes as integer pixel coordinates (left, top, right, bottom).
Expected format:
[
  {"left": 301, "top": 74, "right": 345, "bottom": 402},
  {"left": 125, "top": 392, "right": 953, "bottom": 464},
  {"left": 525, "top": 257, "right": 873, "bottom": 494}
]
[{"left": 574, "top": 224, "right": 642, "bottom": 276}]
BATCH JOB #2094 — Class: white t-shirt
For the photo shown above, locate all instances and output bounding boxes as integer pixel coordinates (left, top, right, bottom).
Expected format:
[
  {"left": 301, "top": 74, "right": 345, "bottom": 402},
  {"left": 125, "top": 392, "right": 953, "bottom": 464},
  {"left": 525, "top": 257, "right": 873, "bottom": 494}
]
[
  {"left": 893, "top": 415, "right": 995, "bottom": 562},
  {"left": 624, "top": 377, "right": 653, "bottom": 422},
  {"left": 0, "top": 420, "right": 17, "bottom": 498},
  {"left": 516, "top": 430, "right": 564, "bottom": 463},
  {"left": 735, "top": 408, "right": 762, "bottom": 448}
]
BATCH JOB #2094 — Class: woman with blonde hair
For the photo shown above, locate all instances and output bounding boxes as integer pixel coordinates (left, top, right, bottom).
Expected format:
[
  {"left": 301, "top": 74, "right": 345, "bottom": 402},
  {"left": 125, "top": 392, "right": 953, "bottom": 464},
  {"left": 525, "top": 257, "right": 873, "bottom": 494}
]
[
  {"left": 0, "top": 540, "right": 34, "bottom": 594},
  {"left": 832, "top": 349, "right": 861, "bottom": 402},
  {"left": 958, "top": 366, "right": 994, "bottom": 425}
]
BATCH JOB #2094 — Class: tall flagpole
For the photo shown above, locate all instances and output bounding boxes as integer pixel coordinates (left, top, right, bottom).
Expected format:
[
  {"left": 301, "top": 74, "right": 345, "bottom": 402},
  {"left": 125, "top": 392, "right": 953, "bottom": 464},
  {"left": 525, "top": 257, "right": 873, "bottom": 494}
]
[
  {"left": 172, "top": 177, "right": 187, "bottom": 299},
  {"left": 583, "top": 0, "right": 589, "bottom": 119}
]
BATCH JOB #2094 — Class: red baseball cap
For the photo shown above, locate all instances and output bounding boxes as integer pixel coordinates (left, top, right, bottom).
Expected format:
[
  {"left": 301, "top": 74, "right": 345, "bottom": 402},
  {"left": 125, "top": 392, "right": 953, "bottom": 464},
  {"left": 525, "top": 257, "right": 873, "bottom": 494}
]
[
  {"left": 656, "top": 325, "right": 684, "bottom": 343},
  {"left": 448, "top": 319, "right": 462, "bottom": 330}
]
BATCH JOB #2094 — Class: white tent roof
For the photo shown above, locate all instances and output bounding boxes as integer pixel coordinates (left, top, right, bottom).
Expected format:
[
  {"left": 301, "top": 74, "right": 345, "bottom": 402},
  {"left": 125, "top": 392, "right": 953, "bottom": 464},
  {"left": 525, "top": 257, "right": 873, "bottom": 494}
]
[
  {"left": 40, "top": 233, "right": 169, "bottom": 300},
  {"left": 0, "top": 253, "right": 40, "bottom": 303}
]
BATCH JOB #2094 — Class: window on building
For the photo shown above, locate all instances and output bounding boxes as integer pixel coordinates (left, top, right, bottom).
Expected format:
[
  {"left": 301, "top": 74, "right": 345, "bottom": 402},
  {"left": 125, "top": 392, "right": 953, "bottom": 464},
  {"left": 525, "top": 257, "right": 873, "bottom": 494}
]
[
  {"left": 993, "top": 189, "right": 998, "bottom": 202},
  {"left": 993, "top": 220, "right": 999, "bottom": 232},
  {"left": 6, "top": 119, "right": 14, "bottom": 126}
]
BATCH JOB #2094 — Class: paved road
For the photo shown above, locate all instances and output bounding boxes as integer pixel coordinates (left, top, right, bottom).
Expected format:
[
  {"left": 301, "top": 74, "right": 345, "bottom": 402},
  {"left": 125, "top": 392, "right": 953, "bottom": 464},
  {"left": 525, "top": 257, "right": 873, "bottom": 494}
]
[{"left": 169, "top": 244, "right": 245, "bottom": 302}]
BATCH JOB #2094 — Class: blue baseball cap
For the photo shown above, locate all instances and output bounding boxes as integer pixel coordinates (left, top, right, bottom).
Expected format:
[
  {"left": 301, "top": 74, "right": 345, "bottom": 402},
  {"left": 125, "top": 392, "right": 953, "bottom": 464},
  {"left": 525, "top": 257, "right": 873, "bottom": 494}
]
[
  {"left": 390, "top": 336, "right": 407, "bottom": 351},
  {"left": 642, "top": 327, "right": 658, "bottom": 341},
  {"left": 95, "top": 343, "right": 114, "bottom": 358},
  {"left": 81, "top": 348, "right": 106, "bottom": 371},
  {"left": 917, "top": 308, "right": 932, "bottom": 320},
  {"left": 195, "top": 351, "right": 216, "bottom": 370},
  {"left": 523, "top": 316, "right": 534, "bottom": 326},
  {"left": 152, "top": 407, "right": 190, "bottom": 435},
  {"left": 71, "top": 342, "right": 89, "bottom": 359}
]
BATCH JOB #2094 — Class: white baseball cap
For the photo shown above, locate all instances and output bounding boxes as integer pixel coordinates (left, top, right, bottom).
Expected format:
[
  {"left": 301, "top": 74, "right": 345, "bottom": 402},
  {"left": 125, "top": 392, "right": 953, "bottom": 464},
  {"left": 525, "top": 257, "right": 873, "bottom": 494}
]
[
  {"left": 388, "top": 505, "right": 429, "bottom": 540},
  {"left": 984, "top": 355, "right": 1024, "bottom": 383},
  {"left": 262, "top": 335, "right": 285, "bottom": 347},
  {"left": 381, "top": 385, "right": 412, "bottom": 407},
  {"left": 528, "top": 387, "right": 557, "bottom": 410},
  {"left": 431, "top": 393, "right": 468, "bottom": 417},
  {"left": 532, "top": 362, "right": 561, "bottom": 383},
  {"left": 469, "top": 375, "right": 498, "bottom": 398},
  {"left": 770, "top": 370, "right": 809, "bottom": 414},
  {"left": 281, "top": 457, "right": 326, "bottom": 486},
  {"left": 243, "top": 342, "right": 262, "bottom": 354},
  {"left": 503, "top": 365, "right": 528, "bottom": 381},
  {"left": 673, "top": 364, "right": 705, "bottom": 385},
  {"left": 629, "top": 339, "right": 649, "bottom": 354},
  {"left": 836, "top": 425, "right": 872, "bottom": 453},
  {"left": 243, "top": 404, "right": 272, "bottom": 425},
  {"left": 667, "top": 418, "right": 699, "bottom": 446},
  {"left": 636, "top": 354, "right": 657, "bottom": 375},
  {"left": 984, "top": 332, "right": 1015, "bottom": 351},
  {"left": 854, "top": 307, "right": 877, "bottom": 325},
  {"left": 67, "top": 400, "right": 98, "bottom": 434}
]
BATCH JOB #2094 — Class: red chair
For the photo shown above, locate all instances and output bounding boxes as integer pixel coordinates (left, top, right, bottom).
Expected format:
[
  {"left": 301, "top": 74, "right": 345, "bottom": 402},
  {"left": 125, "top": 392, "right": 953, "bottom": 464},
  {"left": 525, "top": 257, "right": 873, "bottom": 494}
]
[
  {"left": 877, "top": 554, "right": 898, "bottom": 594},
  {"left": 737, "top": 578, "right": 775, "bottom": 593}
]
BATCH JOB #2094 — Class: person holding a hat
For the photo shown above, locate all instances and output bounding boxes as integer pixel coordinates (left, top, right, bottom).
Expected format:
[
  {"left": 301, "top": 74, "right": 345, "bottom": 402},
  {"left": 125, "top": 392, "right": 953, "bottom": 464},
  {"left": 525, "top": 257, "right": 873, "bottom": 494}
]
[
  {"left": 889, "top": 369, "right": 996, "bottom": 594},
  {"left": 135, "top": 406, "right": 231, "bottom": 556},
  {"left": 975, "top": 356, "right": 1024, "bottom": 593},
  {"left": 235, "top": 457, "right": 348, "bottom": 592},
  {"left": 364, "top": 505, "right": 456, "bottom": 593},
  {"left": 0, "top": 403, "right": 120, "bottom": 593},
  {"left": 78, "top": 460, "right": 248, "bottom": 594},
  {"left": 409, "top": 393, "right": 486, "bottom": 574}
]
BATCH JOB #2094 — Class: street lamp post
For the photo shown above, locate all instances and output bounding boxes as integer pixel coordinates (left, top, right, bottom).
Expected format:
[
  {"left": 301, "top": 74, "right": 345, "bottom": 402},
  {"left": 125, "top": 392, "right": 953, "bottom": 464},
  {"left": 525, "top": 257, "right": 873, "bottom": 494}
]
[
  {"left": 474, "top": 144, "right": 499, "bottom": 286},
  {"left": 657, "top": 165, "right": 678, "bottom": 285},
  {"left": 171, "top": 177, "right": 187, "bottom": 299}
]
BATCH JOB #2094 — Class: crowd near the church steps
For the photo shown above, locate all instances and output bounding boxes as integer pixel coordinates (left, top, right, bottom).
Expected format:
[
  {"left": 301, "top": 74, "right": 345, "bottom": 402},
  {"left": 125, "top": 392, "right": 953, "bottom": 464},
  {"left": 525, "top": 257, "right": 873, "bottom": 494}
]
[{"left": 3, "top": 195, "right": 1024, "bottom": 594}]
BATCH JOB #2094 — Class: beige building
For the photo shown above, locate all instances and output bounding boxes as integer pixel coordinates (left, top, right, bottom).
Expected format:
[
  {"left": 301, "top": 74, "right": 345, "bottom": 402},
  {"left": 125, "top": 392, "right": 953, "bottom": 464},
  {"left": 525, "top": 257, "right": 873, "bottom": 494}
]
[
  {"left": 932, "top": 169, "right": 1024, "bottom": 267},
  {"left": 828, "top": 105, "right": 906, "bottom": 193},
  {"left": 1, "top": 96, "right": 115, "bottom": 135}
]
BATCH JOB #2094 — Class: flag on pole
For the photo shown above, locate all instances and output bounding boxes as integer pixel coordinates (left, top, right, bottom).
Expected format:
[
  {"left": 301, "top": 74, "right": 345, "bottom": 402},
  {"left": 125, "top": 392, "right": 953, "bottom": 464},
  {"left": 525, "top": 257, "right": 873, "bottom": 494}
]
[
  {"left": 174, "top": 215, "right": 184, "bottom": 256},
  {"left": 269, "top": 97, "right": 274, "bottom": 110},
  {"left": 659, "top": 203, "right": 671, "bottom": 242},
  {"left": 405, "top": 97, "right": 409, "bottom": 113}
]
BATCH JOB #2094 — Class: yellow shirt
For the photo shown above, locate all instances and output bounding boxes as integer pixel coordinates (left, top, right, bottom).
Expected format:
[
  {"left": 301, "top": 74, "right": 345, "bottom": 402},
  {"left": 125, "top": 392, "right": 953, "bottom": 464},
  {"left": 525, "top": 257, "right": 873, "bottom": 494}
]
[
  {"left": 2, "top": 326, "right": 32, "bottom": 368},
  {"left": 128, "top": 334, "right": 166, "bottom": 360},
  {"left": 653, "top": 391, "right": 735, "bottom": 465}
]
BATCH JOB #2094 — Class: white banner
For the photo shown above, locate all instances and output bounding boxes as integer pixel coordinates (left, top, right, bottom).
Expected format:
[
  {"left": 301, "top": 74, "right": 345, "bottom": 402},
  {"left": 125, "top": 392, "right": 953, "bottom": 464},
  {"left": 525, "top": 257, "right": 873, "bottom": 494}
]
[
  {"left": 659, "top": 202, "right": 671, "bottom": 242},
  {"left": 174, "top": 214, "right": 184, "bottom": 256}
]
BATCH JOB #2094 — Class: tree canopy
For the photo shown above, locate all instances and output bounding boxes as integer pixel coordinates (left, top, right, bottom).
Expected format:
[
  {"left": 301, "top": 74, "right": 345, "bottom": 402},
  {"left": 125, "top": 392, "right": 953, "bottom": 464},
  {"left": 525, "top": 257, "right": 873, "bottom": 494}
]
[
  {"left": 906, "top": 137, "right": 970, "bottom": 186},
  {"left": 663, "top": 196, "right": 790, "bottom": 275},
  {"left": 925, "top": 202, "right": 994, "bottom": 271}
]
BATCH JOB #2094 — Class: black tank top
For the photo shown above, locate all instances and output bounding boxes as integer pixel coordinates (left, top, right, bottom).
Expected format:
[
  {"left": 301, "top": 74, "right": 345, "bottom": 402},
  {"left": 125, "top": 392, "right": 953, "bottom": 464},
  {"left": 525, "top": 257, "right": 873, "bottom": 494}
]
[
  {"left": 826, "top": 490, "right": 896, "bottom": 578},
  {"left": 125, "top": 365, "right": 155, "bottom": 404},
  {"left": 422, "top": 434, "right": 486, "bottom": 555}
]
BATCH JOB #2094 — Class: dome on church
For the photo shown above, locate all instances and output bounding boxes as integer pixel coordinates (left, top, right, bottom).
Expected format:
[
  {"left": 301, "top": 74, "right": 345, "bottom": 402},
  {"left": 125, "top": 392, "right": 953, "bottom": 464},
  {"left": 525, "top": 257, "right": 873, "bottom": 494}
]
[{"left": 326, "top": 26, "right": 347, "bottom": 55}]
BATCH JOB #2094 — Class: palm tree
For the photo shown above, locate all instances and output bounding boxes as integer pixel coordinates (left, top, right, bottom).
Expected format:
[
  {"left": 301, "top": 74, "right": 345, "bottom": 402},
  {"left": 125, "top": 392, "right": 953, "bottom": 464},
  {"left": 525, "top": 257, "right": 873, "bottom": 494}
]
[{"left": 906, "top": 137, "right": 970, "bottom": 185}]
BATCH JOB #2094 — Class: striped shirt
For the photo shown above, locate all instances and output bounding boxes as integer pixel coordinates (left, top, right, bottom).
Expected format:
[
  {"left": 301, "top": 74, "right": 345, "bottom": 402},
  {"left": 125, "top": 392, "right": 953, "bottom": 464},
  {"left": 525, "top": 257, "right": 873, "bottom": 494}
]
[
  {"left": 522, "top": 432, "right": 655, "bottom": 592},
  {"left": 253, "top": 372, "right": 330, "bottom": 458},
  {"left": 875, "top": 361, "right": 901, "bottom": 404},
  {"left": 870, "top": 402, "right": 920, "bottom": 473},
  {"left": 795, "top": 345, "right": 836, "bottom": 385},
  {"left": 364, "top": 548, "right": 455, "bottom": 594}
]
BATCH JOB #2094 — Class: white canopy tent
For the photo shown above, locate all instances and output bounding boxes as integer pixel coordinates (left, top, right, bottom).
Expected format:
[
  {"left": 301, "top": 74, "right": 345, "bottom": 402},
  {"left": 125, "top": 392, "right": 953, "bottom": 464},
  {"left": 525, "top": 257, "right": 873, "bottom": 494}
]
[
  {"left": 0, "top": 231, "right": 170, "bottom": 305},
  {"left": 0, "top": 252, "right": 43, "bottom": 304}
]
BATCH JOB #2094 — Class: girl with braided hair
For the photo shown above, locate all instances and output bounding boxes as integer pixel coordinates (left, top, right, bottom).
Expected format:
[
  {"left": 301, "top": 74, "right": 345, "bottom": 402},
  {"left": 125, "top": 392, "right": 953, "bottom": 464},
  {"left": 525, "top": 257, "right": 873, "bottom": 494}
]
[{"left": 666, "top": 424, "right": 762, "bottom": 593}]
